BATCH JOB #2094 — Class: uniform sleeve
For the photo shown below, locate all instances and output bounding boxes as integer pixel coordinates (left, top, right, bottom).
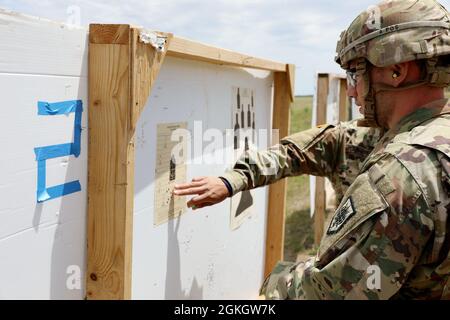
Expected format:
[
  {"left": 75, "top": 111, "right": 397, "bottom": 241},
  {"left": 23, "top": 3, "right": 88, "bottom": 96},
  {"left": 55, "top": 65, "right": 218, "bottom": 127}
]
[
  {"left": 260, "top": 155, "right": 434, "bottom": 300},
  {"left": 220, "top": 124, "right": 344, "bottom": 195}
]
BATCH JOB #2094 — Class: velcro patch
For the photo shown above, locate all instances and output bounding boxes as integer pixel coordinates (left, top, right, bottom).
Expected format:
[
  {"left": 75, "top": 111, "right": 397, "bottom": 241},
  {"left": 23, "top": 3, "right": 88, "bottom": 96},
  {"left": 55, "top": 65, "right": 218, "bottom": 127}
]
[
  {"left": 327, "top": 197, "right": 355, "bottom": 235},
  {"left": 318, "top": 171, "right": 389, "bottom": 258}
]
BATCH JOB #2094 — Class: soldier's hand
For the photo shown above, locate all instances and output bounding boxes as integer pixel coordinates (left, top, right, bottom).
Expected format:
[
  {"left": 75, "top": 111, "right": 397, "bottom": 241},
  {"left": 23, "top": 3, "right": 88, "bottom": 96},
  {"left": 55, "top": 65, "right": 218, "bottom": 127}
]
[{"left": 173, "top": 177, "right": 230, "bottom": 210}]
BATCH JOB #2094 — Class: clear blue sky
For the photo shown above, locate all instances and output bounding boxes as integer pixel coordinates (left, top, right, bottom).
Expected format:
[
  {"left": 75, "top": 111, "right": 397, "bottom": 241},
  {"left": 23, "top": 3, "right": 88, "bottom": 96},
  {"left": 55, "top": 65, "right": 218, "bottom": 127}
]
[{"left": 1, "top": 0, "right": 449, "bottom": 95}]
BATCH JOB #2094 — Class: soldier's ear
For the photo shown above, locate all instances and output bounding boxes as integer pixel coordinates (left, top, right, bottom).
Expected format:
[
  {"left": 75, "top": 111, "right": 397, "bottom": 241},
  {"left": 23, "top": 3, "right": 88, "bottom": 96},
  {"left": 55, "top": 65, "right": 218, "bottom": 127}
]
[{"left": 389, "top": 63, "right": 409, "bottom": 87}]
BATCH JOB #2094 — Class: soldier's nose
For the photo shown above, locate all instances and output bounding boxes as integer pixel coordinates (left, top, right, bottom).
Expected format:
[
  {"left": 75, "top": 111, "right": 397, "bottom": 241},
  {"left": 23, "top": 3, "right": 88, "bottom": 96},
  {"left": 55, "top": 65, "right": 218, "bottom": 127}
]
[{"left": 347, "top": 85, "right": 357, "bottom": 98}]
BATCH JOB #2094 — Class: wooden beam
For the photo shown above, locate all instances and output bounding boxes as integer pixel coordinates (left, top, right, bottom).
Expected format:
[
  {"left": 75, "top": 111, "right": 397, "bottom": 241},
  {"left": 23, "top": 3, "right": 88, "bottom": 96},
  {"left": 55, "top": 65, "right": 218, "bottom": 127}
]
[
  {"left": 287, "top": 64, "right": 296, "bottom": 103},
  {"left": 89, "top": 24, "right": 130, "bottom": 44},
  {"left": 264, "top": 71, "right": 292, "bottom": 278},
  {"left": 87, "top": 24, "right": 170, "bottom": 300},
  {"left": 314, "top": 74, "right": 329, "bottom": 245},
  {"left": 338, "top": 78, "right": 349, "bottom": 122},
  {"left": 167, "top": 36, "right": 286, "bottom": 72},
  {"left": 130, "top": 28, "right": 173, "bottom": 134},
  {"left": 87, "top": 24, "right": 132, "bottom": 300}
]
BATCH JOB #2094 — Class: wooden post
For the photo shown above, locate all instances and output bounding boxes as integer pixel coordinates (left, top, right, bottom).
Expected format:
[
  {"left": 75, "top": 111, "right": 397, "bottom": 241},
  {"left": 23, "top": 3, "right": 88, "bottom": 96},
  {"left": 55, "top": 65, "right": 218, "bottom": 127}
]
[
  {"left": 339, "top": 78, "right": 349, "bottom": 122},
  {"left": 314, "top": 74, "right": 329, "bottom": 245},
  {"left": 87, "top": 24, "right": 171, "bottom": 300},
  {"left": 264, "top": 65, "right": 294, "bottom": 277}
]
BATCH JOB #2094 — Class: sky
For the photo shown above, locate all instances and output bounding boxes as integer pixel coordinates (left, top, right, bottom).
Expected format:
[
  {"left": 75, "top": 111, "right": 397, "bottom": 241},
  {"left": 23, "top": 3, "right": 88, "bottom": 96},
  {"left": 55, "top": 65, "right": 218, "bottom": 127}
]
[{"left": 1, "top": 0, "right": 449, "bottom": 95}]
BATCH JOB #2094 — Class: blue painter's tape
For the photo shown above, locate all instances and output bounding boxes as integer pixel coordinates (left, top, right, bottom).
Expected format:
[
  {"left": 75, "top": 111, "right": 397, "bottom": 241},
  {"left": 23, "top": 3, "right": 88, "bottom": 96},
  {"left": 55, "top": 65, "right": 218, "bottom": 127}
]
[
  {"left": 34, "top": 143, "right": 73, "bottom": 161},
  {"left": 34, "top": 100, "right": 83, "bottom": 161},
  {"left": 35, "top": 100, "right": 83, "bottom": 203},
  {"left": 45, "top": 181, "right": 81, "bottom": 201},
  {"left": 72, "top": 103, "right": 83, "bottom": 157},
  {"left": 37, "top": 160, "right": 50, "bottom": 202},
  {"left": 38, "top": 100, "right": 82, "bottom": 115}
]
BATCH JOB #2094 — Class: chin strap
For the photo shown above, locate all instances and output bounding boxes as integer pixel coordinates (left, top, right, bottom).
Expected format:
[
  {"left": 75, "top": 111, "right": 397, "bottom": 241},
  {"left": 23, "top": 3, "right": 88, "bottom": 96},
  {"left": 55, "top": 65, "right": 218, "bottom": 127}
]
[{"left": 354, "top": 59, "right": 381, "bottom": 128}]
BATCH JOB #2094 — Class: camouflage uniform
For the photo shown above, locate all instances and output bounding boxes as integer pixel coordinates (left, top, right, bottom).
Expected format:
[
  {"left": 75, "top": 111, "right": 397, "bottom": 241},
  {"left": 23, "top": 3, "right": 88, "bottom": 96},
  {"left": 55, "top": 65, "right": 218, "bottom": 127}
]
[
  {"left": 259, "top": 100, "right": 450, "bottom": 300},
  {"left": 221, "top": 120, "right": 382, "bottom": 205}
]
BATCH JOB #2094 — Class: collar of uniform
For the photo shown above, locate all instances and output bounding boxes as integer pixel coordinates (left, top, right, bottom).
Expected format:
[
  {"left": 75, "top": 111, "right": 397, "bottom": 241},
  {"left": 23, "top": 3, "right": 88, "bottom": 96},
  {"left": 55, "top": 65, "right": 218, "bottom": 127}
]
[{"left": 388, "top": 98, "right": 450, "bottom": 136}]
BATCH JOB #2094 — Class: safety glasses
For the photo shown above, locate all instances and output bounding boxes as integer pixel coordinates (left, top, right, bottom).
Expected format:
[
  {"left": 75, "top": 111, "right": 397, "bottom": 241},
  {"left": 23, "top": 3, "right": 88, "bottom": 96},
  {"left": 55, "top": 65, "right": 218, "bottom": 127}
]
[{"left": 346, "top": 69, "right": 358, "bottom": 88}]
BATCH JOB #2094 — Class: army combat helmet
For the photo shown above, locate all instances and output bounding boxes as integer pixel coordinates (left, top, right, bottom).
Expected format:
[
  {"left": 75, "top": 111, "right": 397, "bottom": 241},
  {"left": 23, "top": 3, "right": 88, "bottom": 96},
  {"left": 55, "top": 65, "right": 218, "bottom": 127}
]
[{"left": 335, "top": 0, "right": 450, "bottom": 127}]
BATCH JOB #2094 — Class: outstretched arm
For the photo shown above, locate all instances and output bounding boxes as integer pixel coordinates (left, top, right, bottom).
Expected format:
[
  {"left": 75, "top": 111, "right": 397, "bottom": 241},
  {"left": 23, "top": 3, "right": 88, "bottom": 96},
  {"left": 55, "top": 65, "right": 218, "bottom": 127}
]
[
  {"left": 174, "top": 122, "right": 382, "bottom": 210},
  {"left": 173, "top": 124, "right": 338, "bottom": 209}
]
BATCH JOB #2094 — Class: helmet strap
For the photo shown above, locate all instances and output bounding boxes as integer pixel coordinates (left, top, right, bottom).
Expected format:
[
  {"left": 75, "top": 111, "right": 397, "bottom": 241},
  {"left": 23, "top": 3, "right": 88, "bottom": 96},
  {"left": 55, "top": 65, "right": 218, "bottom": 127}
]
[
  {"left": 371, "top": 80, "right": 428, "bottom": 93},
  {"left": 425, "top": 57, "right": 450, "bottom": 88},
  {"left": 354, "top": 59, "right": 382, "bottom": 128}
]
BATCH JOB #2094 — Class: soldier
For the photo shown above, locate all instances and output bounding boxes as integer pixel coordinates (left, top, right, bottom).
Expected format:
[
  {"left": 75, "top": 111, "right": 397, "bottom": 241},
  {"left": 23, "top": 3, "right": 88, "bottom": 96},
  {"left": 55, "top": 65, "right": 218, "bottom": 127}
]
[{"left": 174, "top": 0, "right": 450, "bottom": 299}]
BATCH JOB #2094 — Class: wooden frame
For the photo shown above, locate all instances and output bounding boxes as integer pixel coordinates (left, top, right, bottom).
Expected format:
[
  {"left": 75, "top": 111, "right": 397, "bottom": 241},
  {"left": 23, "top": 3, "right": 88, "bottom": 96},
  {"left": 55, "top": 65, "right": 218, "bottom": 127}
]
[
  {"left": 313, "top": 74, "right": 329, "bottom": 245},
  {"left": 264, "top": 68, "right": 294, "bottom": 278},
  {"left": 313, "top": 73, "right": 349, "bottom": 245},
  {"left": 87, "top": 24, "right": 294, "bottom": 299}
]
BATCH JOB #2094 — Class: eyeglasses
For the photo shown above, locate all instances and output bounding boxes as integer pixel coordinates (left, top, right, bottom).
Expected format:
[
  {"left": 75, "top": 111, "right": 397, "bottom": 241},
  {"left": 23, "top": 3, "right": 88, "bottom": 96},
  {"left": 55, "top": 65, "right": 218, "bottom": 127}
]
[{"left": 346, "top": 69, "right": 358, "bottom": 87}]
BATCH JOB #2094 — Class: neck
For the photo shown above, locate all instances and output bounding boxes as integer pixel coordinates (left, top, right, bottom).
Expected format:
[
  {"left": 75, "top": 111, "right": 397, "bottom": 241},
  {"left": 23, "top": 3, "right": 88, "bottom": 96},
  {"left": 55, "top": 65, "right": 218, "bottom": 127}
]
[{"left": 386, "top": 86, "right": 445, "bottom": 129}]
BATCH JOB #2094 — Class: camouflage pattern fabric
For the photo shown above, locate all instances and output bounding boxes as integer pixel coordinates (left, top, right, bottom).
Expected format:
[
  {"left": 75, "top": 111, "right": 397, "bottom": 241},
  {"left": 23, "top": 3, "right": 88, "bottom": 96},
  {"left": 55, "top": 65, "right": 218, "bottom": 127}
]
[
  {"left": 260, "top": 99, "right": 450, "bottom": 300},
  {"left": 221, "top": 120, "right": 382, "bottom": 205},
  {"left": 335, "top": 0, "right": 450, "bottom": 70}
]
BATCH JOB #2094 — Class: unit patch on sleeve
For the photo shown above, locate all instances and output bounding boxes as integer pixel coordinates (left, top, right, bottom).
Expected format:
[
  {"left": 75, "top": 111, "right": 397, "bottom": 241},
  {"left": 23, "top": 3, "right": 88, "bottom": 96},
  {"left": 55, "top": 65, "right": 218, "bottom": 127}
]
[{"left": 327, "top": 197, "right": 356, "bottom": 235}]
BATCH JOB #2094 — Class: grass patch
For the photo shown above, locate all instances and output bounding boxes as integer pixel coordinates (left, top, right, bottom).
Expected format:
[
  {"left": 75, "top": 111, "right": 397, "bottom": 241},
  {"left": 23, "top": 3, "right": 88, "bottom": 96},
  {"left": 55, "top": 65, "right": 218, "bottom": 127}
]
[
  {"left": 290, "top": 96, "right": 313, "bottom": 135},
  {"left": 284, "top": 209, "right": 316, "bottom": 261},
  {"left": 284, "top": 96, "right": 316, "bottom": 261},
  {"left": 286, "top": 96, "right": 313, "bottom": 217}
]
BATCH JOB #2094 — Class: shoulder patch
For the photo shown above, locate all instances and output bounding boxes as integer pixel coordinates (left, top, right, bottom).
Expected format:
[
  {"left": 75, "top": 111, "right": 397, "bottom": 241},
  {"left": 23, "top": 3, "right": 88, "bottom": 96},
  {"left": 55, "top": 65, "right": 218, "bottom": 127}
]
[
  {"left": 327, "top": 197, "right": 356, "bottom": 235},
  {"left": 319, "top": 170, "right": 389, "bottom": 257}
]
